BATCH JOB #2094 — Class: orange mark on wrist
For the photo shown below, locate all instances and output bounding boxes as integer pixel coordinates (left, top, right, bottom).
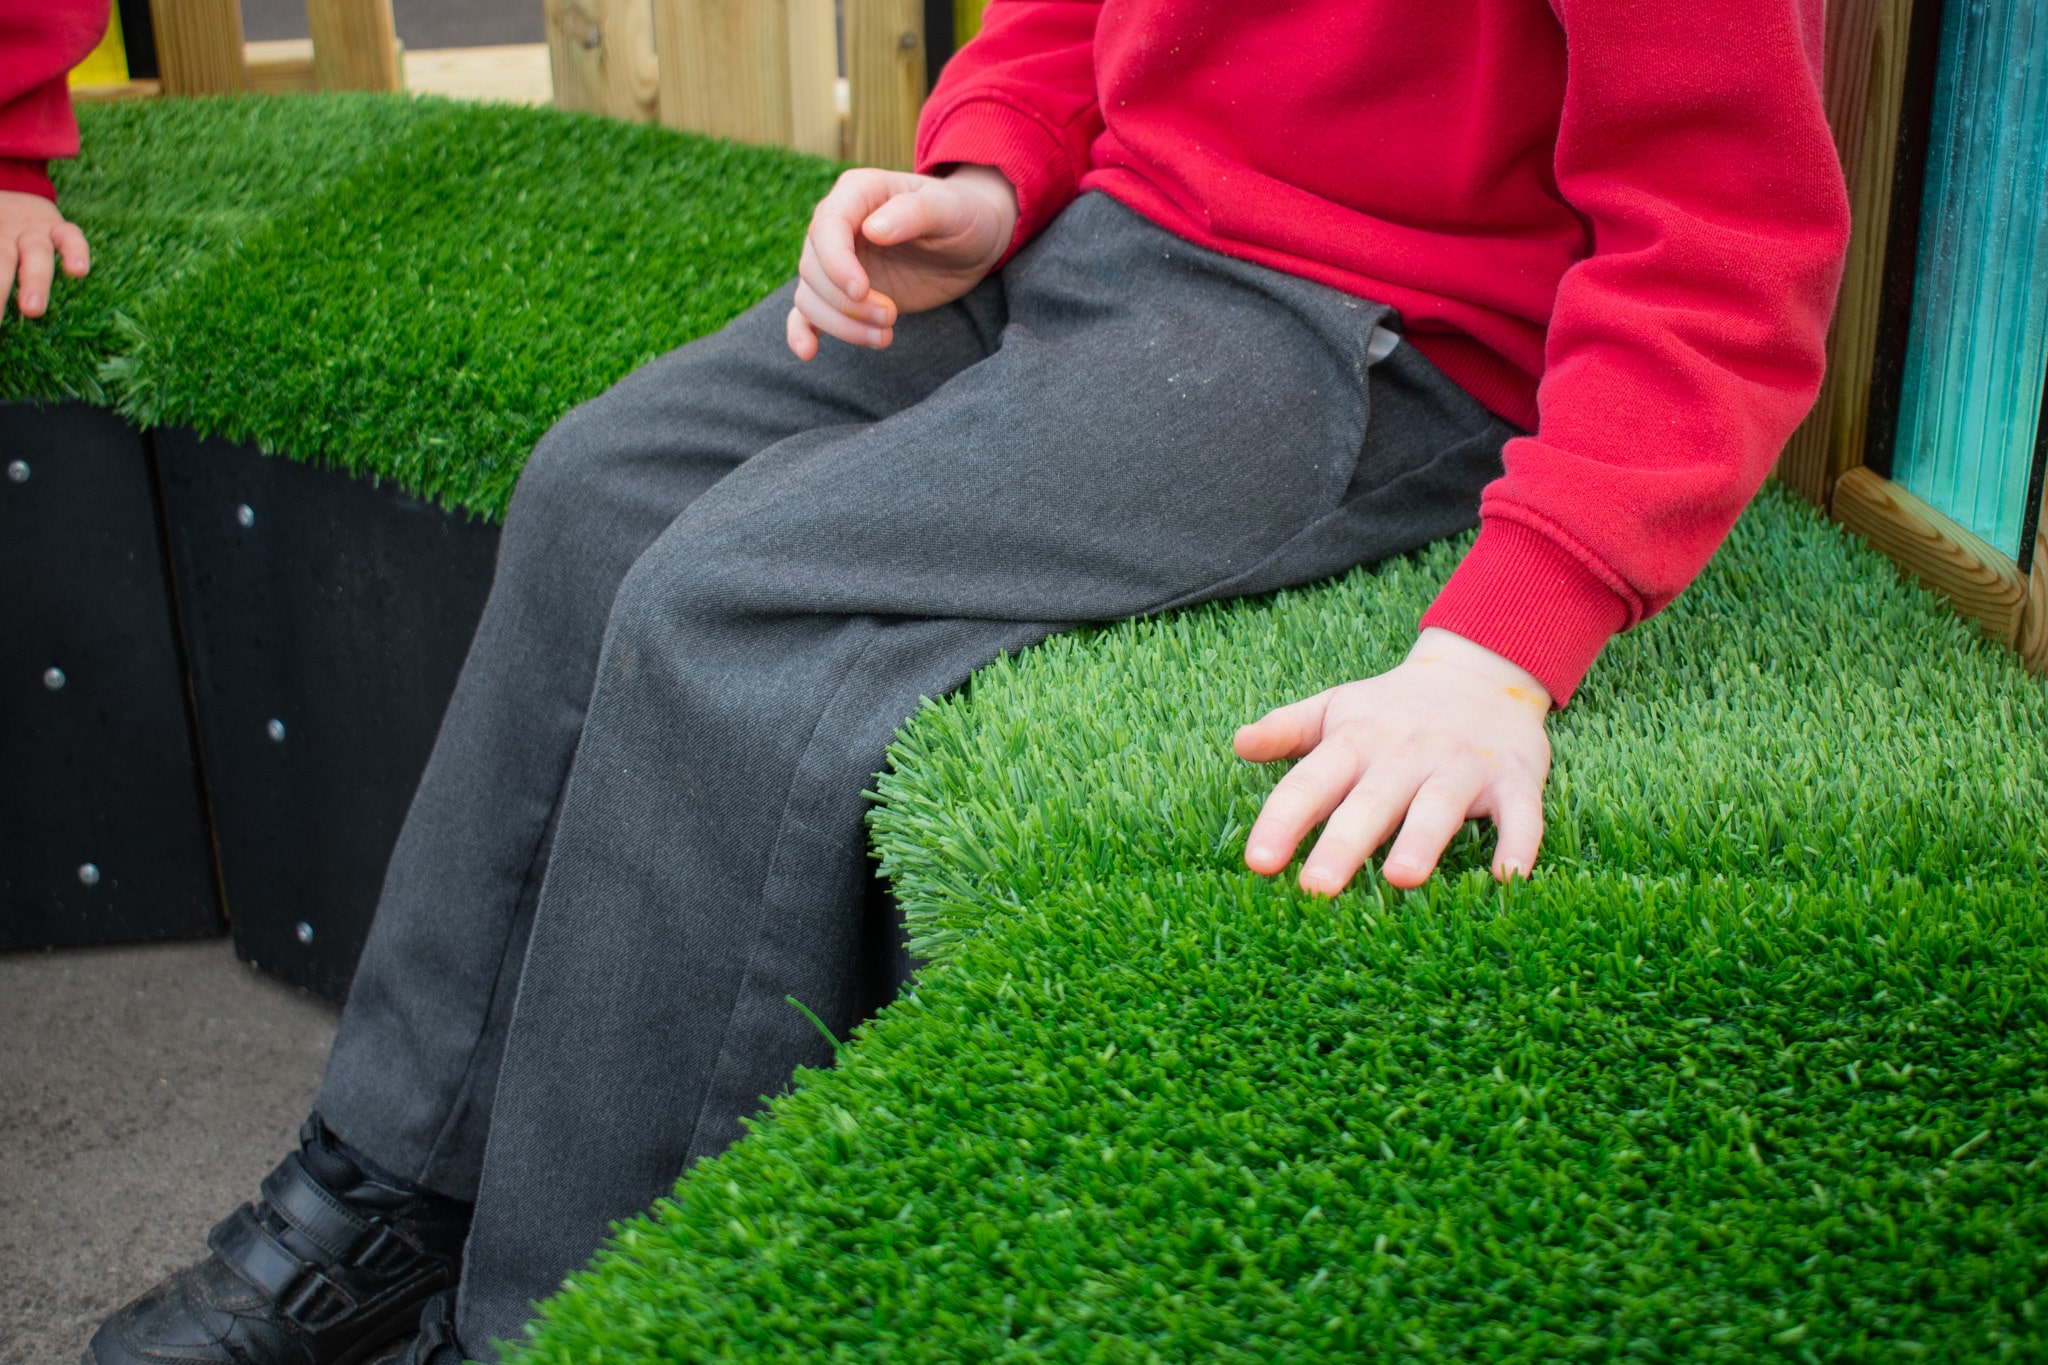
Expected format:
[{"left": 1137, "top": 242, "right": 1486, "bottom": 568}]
[{"left": 1502, "top": 685, "right": 1544, "bottom": 708}]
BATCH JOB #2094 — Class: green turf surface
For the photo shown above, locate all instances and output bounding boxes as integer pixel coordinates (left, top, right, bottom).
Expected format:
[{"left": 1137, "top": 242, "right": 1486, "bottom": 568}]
[
  {"left": 0, "top": 95, "right": 435, "bottom": 406},
  {"left": 507, "top": 491, "right": 2048, "bottom": 1362},
  {"left": 5, "top": 95, "right": 835, "bottom": 517},
  {"left": 9, "top": 94, "right": 2045, "bottom": 1359}
]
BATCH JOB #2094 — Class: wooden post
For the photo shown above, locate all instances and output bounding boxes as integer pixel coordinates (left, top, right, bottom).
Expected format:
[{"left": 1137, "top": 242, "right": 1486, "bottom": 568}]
[
  {"left": 654, "top": 0, "right": 837, "bottom": 155},
  {"left": 547, "top": 0, "right": 659, "bottom": 121},
  {"left": 657, "top": 0, "right": 790, "bottom": 145},
  {"left": 148, "top": 0, "right": 249, "bottom": 95},
  {"left": 1773, "top": 0, "right": 1918, "bottom": 507},
  {"left": 847, "top": 0, "right": 924, "bottom": 169},
  {"left": 785, "top": 0, "right": 839, "bottom": 159},
  {"left": 2021, "top": 478, "right": 2048, "bottom": 675},
  {"left": 307, "top": 0, "right": 403, "bottom": 92}
]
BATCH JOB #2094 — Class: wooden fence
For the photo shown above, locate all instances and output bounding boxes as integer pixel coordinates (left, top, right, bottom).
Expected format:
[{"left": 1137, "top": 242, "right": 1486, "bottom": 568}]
[{"left": 546, "top": 0, "right": 937, "bottom": 167}]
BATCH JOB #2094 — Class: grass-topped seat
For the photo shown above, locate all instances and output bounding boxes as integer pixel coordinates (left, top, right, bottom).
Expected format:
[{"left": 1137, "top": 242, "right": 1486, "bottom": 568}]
[{"left": 9, "top": 94, "right": 2047, "bottom": 1359}]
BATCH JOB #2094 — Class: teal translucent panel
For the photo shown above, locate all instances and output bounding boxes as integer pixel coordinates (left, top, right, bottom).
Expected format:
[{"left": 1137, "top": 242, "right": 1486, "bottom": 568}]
[{"left": 1893, "top": 0, "right": 2048, "bottom": 562}]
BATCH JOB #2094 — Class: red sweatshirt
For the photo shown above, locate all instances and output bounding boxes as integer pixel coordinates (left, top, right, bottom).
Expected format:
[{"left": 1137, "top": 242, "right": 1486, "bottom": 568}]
[
  {"left": 0, "top": 0, "right": 108, "bottom": 200},
  {"left": 918, "top": 0, "right": 1850, "bottom": 702}
]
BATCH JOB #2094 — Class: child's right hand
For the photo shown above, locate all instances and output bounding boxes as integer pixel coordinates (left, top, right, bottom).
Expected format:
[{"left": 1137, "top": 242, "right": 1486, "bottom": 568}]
[
  {"left": 1, "top": 188, "right": 90, "bottom": 322},
  {"left": 787, "top": 164, "right": 1018, "bottom": 360}
]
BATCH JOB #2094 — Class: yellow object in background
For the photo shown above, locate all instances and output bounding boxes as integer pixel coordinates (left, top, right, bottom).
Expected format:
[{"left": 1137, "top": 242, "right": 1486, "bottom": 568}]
[
  {"left": 69, "top": 3, "right": 131, "bottom": 87},
  {"left": 955, "top": 0, "right": 986, "bottom": 47}
]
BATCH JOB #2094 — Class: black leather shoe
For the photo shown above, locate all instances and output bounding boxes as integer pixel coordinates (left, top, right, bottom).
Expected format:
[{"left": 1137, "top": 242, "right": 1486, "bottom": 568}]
[
  {"left": 87, "top": 1118, "right": 471, "bottom": 1365},
  {"left": 364, "top": 1292, "right": 465, "bottom": 1365}
]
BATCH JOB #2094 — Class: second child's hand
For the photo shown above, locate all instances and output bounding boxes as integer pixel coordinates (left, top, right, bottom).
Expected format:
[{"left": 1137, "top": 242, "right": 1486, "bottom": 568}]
[
  {"left": 1235, "top": 627, "right": 1553, "bottom": 893},
  {"left": 787, "top": 164, "right": 1019, "bottom": 360},
  {"left": 1, "top": 188, "right": 90, "bottom": 321}
]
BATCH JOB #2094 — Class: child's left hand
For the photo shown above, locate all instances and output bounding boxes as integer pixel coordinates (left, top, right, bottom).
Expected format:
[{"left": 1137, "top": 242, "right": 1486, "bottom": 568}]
[
  {"left": 1, "top": 188, "right": 90, "bottom": 321},
  {"left": 1235, "top": 626, "right": 1552, "bottom": 893}
]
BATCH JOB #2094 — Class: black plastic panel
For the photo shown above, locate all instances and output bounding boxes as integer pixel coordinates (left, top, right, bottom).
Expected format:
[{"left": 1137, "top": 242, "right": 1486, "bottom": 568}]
[
  {"left": 0, "top": 402, "right": 222, "bottom": 951},
  {"left": 155, "top": 431, "right": 500, "bottom": 1002}
]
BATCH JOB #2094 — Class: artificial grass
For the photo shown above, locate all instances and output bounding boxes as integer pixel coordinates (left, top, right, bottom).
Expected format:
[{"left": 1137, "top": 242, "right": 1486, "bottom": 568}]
[
  {"left": 507, "top": 491, "right": 2048, "bottom": 1362},
  {"left": 6, "top": 95, "right": 836, "bottom": 518},
  {"left": 0, "top": 95, "right": 434, "bottom": 406},
  {"left": 10, "top": 92, "right": 2045, "bottom": 1359}
]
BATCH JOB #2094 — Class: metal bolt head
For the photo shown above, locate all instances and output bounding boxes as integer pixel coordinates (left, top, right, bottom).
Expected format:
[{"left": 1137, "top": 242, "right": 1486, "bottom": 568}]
[
  {"left": 266, "top": 718, "right": 287, "bottom": 742},
  {"left": 236, "top": 503, "right": 256, "bottom": 528},
  {"left": 6, "top": 459, "right": 27, "bottom": 483},
  {"left": 77, "top": 862, "right": 101, "bottom": 887},
  {"left": 43, "top": 667, "right": 66, "bottom": 690},
  {"left": 898, "top": 28, "right": 918, "bottom": 49},
  {"left": 295, "top": 921, "right": 315, "bottom": 945}
]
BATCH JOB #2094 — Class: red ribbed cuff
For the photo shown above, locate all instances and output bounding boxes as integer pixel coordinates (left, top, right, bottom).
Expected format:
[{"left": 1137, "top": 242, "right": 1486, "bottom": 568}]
[
  {"left": 917, "top": 98, "right": 1078, "bottom": 266},
  {"left": 1418, "top": 517, "right": 1632, "bottom": 706},
  {"left": 0, "top": 159, "right": 56, "bottom": 201}
]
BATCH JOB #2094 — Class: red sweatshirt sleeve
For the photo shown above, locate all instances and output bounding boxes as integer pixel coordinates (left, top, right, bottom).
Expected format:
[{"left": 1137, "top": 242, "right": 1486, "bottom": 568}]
[
  {"left": 914, "top": 0, "right": 1104, "bottom": 261},
  {"left": 1418, "top": 0, "right": 1849, "bottom": 703},
  {"left": 0, "top": 0, "right": 109, "bottom": 200}
]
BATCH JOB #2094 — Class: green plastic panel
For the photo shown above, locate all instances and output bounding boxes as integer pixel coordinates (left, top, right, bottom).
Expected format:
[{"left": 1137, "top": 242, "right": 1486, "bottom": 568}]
[{"left": 1892, "top": 0, "right": 2048, "bottom": 563}]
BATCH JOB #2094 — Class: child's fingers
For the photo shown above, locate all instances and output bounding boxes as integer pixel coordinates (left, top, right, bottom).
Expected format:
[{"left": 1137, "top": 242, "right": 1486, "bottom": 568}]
[
  {"left": 862, "top": 189, "right": 940, "bottom": 246},
  {"left": 786, "top": 306, "right": 819, "bottom": 361},
  {"left": 1379, "top": 766, "right": 1486, "bottom": 889},
  {"left": 13, "top": 231, "right": 53, "bottom": 318},
  {"left": 1486, "top": 782, "right": 1545, "bottom": 881},
  {"left": 1298, "top": 762, "right": 1426, "bottom": 896},
  {"left": 51, "top": 220, "right": 89, "bottom": 278},
  {"left": 0, "top": 237, "right": 16, "bottom": 320},
  {"left": 1243, "top": 739, "right": 1364, "bottom": 876},
  {"left": 792, "top": 278, "right": 893, "bottom": 351},
  {"left": 811, "top": 171, "right": 903, "bottom": 301},
  {"left": 797, "top": 237, "right": 890, "bottom": 328},
  {"left": 1233, "top": 692, "right": 1330, "bottom": 763}
]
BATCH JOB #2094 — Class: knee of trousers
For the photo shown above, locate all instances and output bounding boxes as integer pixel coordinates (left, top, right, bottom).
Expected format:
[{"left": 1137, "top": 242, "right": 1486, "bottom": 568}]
[
  {"left": 500, "top": 397, "right": 636, "bottom": 549},
  {"left": 596, "top": 513, "right": 824, "bottom": 696}
]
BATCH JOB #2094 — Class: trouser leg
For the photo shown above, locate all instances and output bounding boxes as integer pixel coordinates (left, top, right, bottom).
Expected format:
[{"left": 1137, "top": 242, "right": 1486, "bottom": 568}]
[
  {"left": 315, "top": 279, "right": 1008, "bottom": 1199},
  {"left": 455, "top": 194, "right": 1518, "bottom": 1355}
]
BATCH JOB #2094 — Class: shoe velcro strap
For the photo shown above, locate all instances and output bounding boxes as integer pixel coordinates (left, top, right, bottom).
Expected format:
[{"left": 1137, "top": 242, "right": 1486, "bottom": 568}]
[
  {"left": 207, "top": 1205, "right": 313, "bottom": 1300},
  {"left": 207, "top": 1206, "right": 354, "bottom": 1328},
  {"left": 260, "top": 1153, "right": 374, "bottom": 1264}
]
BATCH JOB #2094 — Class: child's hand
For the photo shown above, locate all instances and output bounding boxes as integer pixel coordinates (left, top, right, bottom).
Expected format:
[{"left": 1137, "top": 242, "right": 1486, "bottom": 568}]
[
  {"left": 1, "top": 189, "right": 90, "bottom": 321},
  {"left": 1235, "top": 627, "right": 1552, "bottom": 893},
  {"left": 786, "top": 164, "right": 1018, "bottom": 360}
]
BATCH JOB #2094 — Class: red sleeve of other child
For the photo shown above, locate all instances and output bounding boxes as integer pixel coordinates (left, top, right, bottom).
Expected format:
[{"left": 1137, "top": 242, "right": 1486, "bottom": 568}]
[{"left": 0, "top": 0, "right": 112, "bottom": 201}]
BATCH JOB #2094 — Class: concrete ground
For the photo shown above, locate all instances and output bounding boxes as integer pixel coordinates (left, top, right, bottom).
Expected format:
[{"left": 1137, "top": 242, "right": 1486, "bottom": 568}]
[{"left": 0, "top": 939, "right": 339, "bottom": 1365}]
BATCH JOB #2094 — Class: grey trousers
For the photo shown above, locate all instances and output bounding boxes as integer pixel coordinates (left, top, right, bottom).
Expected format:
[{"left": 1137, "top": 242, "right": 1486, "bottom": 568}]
[{"left": 314, "top": 193, "right": 1516, "bottom": 1356}]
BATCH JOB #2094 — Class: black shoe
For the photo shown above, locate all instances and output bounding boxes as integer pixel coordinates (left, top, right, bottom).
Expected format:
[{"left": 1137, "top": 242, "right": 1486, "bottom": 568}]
[
  {"left": 364, "top": 1292, "right": 466, "bottom": 1365},
  {"left": 87, "top": 1118, "right": 471, "bottom": 1365}
]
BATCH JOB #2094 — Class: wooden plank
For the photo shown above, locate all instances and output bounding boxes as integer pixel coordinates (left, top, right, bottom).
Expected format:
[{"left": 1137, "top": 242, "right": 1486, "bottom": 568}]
[
  {"left": 546, "top": 0, "right": 658, "bottom": 121},
  {"left": 847, "top": 0, "right": 925, "bottom": 169},
  {"left": 71, "top": 78, "right": 163, "bottom": 104},
  {"left": 2019, "top": 530, "right": 2048, "bottom": 675},
  {"left": 657, "top": 0, "right": 792, "bottom": 146},
  {"left": 148, "top": 0, "right": 249, "bottom": 95},
  {"left": 2019, "top": 473, "right": 2048, "bottom": 675},
  {"left": 1774, "top": 0, "right": 1919, "bottom": 507},
  {"left": 246, "top": 39, "right": 318, "bottom": 95},
  {"left": 406, "top": 44, "right": 555, "bottom": 107},
  {"left": 786, "top": 0, "right": 840, "bottom": 158},
  {"left": 308, "top": 0, "right": 404, "bottom": 92},
  {"left": 1831, "top": 465, "right": 2029, "bottom": 644}
]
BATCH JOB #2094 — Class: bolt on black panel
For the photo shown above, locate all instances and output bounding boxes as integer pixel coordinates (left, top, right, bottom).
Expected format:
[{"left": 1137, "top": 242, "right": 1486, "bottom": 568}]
[
  {"left": 154, "top": 431, "right": 500, "bottom": 1003},
  {"left": 0, "top": 402, "right": 222, "bottom": 951}
]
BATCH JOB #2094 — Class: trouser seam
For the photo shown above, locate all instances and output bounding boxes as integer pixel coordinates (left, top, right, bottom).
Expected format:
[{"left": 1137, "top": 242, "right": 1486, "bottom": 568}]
[
  {"left": 413, "top": 742, "right": 579, "bottom": 1192},
  {"left": 676, "top": 620, "right": 890, "bottom": 1162}
]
